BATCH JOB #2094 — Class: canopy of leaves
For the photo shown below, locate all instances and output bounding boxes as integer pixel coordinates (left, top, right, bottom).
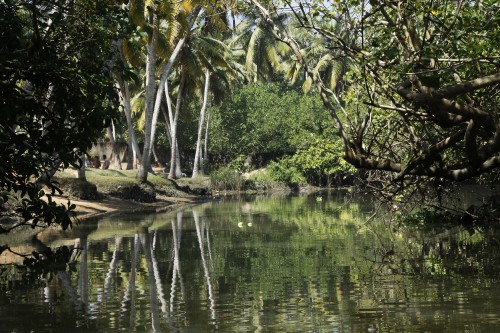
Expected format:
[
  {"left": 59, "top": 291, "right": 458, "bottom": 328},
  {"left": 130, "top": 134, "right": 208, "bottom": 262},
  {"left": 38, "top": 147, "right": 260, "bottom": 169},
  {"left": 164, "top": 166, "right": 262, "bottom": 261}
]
[
  {"left": 208, "top": 82, "right": 332, "bottom": 163},
  {"left": 245, "top": 0, "right": 500, "bottom": 197}
]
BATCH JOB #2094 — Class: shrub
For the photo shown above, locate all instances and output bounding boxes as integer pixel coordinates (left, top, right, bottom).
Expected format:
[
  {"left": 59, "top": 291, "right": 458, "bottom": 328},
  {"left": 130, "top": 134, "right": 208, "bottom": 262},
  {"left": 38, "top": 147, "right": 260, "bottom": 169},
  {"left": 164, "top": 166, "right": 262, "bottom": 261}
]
[
  {"left": 268, "top": 157, "right": 306, "bottom": 189},
  {"left": 246, "top": 169, "right": 275, "bottom": 190},
  {"left": 210, "top": 167, "right": 244, "bottom": 191}
]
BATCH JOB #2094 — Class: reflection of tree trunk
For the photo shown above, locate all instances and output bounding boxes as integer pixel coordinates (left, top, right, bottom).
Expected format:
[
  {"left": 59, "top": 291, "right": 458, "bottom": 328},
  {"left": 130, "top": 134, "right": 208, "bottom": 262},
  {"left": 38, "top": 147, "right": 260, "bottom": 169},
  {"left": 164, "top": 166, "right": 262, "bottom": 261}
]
[
  {"left": 151, "top": 229, "right": 169, "bottom": 321},
  {"left": 120, "top": 235, "right": 140, "bottom": 329},
  {"left": 57, "top": 271, "right": 80, "bottom": 309},
  {"left": 140, "top": 228, "right": 160, "bottom": 332},
  {"left": 104, "top": 237, "right": 122, "bottom": 298},
  {"left": 170, "top": 212, "right": 185, "bottom": 318},
  {"left": 205, "top": 222, "right": 214, "bottom": 271},
  {"left": 77, "top": 236, "right": 89, "bottom": 314},
  {"left": 193, "top": 209, "right": 216, "bottom": 320}
]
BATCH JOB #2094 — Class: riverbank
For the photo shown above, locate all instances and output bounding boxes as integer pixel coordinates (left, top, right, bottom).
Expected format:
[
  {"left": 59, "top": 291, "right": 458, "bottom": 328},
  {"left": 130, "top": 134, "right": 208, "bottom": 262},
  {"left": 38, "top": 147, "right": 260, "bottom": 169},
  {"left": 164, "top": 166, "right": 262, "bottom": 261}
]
[{"left": 0, "top": 168, "right": 207, "bottom": 264}]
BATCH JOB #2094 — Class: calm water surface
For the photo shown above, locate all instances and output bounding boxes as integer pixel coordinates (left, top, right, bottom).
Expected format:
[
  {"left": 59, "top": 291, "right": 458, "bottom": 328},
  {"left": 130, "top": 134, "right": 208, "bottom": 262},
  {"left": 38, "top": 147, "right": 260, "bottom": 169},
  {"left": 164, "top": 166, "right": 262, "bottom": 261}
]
[{"left": 1, "top": 191, "right": 499, "bottom": 332}]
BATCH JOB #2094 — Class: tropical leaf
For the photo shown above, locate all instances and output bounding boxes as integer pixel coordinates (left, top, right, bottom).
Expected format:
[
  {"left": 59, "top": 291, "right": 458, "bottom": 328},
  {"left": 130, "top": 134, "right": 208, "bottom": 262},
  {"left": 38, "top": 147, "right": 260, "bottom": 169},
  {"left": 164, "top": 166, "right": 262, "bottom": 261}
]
[
  {"left": 302, "top": 76, "right": 312, "bottom": 93},
  {"left": 129, "top": 0, "right": 146, "bottom": 27}
]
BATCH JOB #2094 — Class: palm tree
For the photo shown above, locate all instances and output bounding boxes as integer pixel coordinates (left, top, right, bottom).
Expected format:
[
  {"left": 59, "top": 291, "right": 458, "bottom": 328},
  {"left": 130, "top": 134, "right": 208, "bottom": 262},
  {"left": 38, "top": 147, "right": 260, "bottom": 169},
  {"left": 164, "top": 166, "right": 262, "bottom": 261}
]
[
  {"left": 190, "top": 33, "right": 236, "bottom": 177},
  {"left": 238, "top": 12, "right": 291, "bottom": 82},
  {"left": 284, "top": 21, "right": 349, "bottom": 94},
  {"left": 114, "top": 26, "right": 145, "bottom": 170},
  {"left": 161, "top": 6, "right": 235, "bottom": 178},
  {"left": 125, "top": 0, "right": 191, "bottom": 181}
]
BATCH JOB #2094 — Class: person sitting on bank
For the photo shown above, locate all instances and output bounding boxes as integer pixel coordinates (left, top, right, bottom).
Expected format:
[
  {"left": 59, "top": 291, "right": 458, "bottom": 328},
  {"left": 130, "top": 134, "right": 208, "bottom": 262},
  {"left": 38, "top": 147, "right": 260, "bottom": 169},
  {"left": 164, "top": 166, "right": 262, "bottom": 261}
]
[
  {"left": 92, "top": 155, "right": 101, "bottom": 168},
  {"left": 85, "top": 155, "right": 92, "bottom": 168},
  {"left": 101, "top": 154, "right": 110, "bottom": 170}
]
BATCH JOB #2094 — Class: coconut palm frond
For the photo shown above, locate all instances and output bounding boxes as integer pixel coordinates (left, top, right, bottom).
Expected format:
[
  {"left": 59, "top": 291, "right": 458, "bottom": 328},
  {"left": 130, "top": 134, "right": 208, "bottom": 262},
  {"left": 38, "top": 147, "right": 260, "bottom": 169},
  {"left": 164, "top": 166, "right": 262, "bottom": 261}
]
[
  {"left": 327, "top": 61, "right": 344, "bottom": 91},
  {"left": 314, "top": 54, "right": 333, "bottom": 73},
  {"left": 302, "top": 76, "right": 313, "bottom": 93},
  {"left": 182, "top": 0, "right": 194, "bottom": 13},
  {"left": 265, "top": 45, "right": 281, "bottom": 69},
  {"left": 245, "top": 26, "right": 263, "bottom": 74},
  {"left": 129, "top": 0, "right": 146, "bottom": 27},
  {"left": 122, "top": 39, "right": 144, "bottom": 69},
  {"left": 275, "top": 40, "right": 290, "bottom": 56},
  {"left": 290, "top": 63, "right": 302, "bottom": 85}
]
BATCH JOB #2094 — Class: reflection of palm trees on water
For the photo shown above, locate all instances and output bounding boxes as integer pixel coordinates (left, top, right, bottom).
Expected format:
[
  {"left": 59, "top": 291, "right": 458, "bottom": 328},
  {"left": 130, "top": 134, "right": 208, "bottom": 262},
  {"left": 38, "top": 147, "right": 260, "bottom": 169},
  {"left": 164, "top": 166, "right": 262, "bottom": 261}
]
[
  {"left": 193, "top": 208, "right": 216, "bottom": 320},
  {"left": 42, "top": 207, "right": 217, "bottom": 331}
]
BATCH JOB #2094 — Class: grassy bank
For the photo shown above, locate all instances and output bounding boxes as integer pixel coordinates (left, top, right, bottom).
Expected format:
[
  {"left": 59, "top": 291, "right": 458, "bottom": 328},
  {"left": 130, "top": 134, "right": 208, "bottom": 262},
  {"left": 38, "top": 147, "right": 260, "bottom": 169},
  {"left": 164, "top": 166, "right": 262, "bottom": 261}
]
[{"left": 53, "top": 168, "right": 210, "bottom": 202}]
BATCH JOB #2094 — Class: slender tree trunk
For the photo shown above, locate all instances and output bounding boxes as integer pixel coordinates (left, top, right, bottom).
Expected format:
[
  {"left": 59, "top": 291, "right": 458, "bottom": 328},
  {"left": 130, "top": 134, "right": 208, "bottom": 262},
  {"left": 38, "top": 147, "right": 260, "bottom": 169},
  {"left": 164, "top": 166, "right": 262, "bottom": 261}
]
[
  {"left": 152, "top": 144, "right": 161, "bottom": 168},
  {"left": 77, "top": 153, "right": 86, "bottom": 180},
  {"left": 138, "top": 11, "right": 159, "bottom": 182},
  {"left": 113, "top": 35, "right": 142, "bottom": 170},
  {"left": 202, "top": 108, "right": 211, "bottom": 174},
  {"left": 168, "top": 68, "right": 186, "bottom": 179},
  {"left": 161, "top": 104, "right": 172, "bottom": 147},
  {"left": 115, "top": 77, "right": 141, "bottom": 169},
  {"left": 175, "top": 141, "right": 182, "bottom": 177},
  {"left": 147, "top": 8, "right": 201, "bottom": 167},
  {"left": 149, "top": 37, "right": 187, "bottom": 163},
  {"left": 107, "top": 124, "right": 122, "bottom": 170},
  {"left": 192, "top": 69, "right": 210, "bottom": 178}
]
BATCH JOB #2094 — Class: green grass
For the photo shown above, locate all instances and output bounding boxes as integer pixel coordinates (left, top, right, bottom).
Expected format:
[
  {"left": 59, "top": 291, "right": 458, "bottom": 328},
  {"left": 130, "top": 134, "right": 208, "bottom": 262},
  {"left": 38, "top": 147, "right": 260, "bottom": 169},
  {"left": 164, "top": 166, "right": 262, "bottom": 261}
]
[{"left": 54, "top": 168, "right": 174, "bottom": 187}]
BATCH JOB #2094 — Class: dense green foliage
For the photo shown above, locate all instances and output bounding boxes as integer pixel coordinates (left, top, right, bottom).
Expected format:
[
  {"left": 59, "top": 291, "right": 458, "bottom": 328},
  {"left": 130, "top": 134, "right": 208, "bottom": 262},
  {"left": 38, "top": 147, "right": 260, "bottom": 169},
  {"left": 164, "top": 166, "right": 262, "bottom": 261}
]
[
  {"left": 207, "top": 81, "right": 359, "bottom": 186},
  {"left": 208, "top": 81, "right": 340, "bottom": 164},
  {"left": 209, "top": 82, "right": 330, "bottom": 159},
  {"left": 247, "top": 0, "right": 500, "bottom": 195},
  {"left": 0, "top": 0, "right": 122, "bottom": 231}
]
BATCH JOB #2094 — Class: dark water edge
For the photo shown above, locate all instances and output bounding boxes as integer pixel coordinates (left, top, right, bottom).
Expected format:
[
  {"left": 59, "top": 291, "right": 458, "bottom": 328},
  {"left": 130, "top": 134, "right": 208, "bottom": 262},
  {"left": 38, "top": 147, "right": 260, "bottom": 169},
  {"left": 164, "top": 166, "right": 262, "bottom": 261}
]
[{"left": 0, "top": 189, "right": 499, "bottom": 332}]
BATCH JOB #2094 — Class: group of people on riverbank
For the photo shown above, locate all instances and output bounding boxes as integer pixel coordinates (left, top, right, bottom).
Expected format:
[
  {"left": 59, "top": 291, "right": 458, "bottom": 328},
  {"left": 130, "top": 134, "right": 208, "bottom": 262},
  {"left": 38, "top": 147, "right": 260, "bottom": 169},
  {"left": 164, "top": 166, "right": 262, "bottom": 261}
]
[{"left": 85, "top": 155, "right": 110, "bottom": 169}]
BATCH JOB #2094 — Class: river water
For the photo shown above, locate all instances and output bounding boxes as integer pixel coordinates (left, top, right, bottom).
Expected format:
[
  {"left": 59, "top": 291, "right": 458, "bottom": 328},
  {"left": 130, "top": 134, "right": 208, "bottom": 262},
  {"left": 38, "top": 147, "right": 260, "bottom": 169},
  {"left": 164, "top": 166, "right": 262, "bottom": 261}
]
[{"left": 1, "top": 191, "right": 499, "bottom": 332}]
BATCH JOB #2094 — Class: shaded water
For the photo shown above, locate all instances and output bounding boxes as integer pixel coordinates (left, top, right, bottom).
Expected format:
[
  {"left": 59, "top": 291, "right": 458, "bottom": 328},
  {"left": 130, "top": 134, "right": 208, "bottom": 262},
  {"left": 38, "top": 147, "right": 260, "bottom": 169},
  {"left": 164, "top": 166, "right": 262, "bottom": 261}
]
[{"left": 1, "top": 191, "right": 500, "bottom": 332}]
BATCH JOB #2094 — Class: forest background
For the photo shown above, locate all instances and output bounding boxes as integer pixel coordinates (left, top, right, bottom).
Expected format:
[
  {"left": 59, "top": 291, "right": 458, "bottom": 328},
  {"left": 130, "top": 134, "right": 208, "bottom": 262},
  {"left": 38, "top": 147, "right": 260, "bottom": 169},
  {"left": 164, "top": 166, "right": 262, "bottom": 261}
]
[{"left": 0, "top": 0, "right": 499, "bottom": 235}]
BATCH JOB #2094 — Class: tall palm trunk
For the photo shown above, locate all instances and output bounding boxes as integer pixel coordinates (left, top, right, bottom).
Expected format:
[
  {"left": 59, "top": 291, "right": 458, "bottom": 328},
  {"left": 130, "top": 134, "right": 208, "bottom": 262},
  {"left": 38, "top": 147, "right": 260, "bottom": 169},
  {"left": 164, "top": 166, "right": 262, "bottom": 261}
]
[
  {"left": 115, "top": 76, "right": 141, "bottom": 170},
  {"left": 107, "top": 123, "right": 122, "bottom": 170},
  {"left": 138, "top": 10, "right": 159, "bottom": 182},
  {"left": 168, "top": 68, "right": 186, "bottom": 179},
  {"left": 175, "top": 142, "right": 182, "bottom": 177},
  {"left": 149, "top": 37, "right": 187, "bottom": 163},
  {"left": 202, "top": 108, "right": 212, "bottom": 173},
  {"left": 192, "top": 69, "right": 210, "bottom": 178},
  {"left": 148, "top": 7, "right": 201, "bottom": 166}
]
